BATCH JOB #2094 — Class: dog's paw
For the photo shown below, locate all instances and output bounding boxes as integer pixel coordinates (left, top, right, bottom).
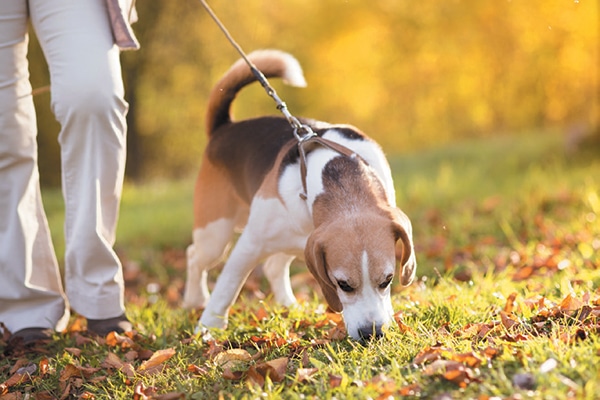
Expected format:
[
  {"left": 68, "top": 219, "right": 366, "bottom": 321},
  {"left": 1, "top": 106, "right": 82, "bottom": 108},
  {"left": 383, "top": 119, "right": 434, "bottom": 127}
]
[{"left": 194, "top": 323, "right": 215, "bottom": 342}]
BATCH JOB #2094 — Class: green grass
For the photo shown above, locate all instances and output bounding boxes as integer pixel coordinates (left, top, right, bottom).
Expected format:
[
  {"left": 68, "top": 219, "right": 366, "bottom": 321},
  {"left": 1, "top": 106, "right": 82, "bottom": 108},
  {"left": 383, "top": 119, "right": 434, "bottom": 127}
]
[{"left": 2, "top": 130, "right": 599, "bottom": 399}]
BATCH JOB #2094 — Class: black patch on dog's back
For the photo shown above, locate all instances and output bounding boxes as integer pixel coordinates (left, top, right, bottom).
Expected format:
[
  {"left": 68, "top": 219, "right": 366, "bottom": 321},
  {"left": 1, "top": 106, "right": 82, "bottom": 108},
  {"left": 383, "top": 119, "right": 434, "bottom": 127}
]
[{"left": 207, "top": 116, "right": 367, "bottom": 204}]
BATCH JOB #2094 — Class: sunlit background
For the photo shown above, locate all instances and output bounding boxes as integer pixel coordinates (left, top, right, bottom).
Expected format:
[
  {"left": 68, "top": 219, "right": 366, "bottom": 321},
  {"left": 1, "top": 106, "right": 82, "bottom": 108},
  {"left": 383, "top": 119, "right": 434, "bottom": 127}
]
[{"left": 30, "top": 0, "right": 598, "bottom": 185}]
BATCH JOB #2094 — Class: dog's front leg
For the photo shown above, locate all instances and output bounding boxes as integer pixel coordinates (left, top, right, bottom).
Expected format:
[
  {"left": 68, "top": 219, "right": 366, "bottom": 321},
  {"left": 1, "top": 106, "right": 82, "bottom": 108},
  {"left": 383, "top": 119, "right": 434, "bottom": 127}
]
[{"left": 198, "top": 232, "right": 264, "bottom": 330}]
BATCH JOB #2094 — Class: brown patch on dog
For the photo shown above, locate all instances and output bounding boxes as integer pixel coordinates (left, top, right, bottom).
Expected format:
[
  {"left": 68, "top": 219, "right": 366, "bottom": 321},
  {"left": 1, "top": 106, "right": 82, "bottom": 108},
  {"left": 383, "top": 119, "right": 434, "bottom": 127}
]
[{"left": 193, "top": 157, "right": 245, "bottom": 229}]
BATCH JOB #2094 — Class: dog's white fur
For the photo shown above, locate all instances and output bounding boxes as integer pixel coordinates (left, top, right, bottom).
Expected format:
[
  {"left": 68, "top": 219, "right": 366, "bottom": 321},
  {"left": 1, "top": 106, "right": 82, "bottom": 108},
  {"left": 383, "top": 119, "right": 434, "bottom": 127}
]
[{"left": 183, "top": 50, "right": 416, "bottom": 340}]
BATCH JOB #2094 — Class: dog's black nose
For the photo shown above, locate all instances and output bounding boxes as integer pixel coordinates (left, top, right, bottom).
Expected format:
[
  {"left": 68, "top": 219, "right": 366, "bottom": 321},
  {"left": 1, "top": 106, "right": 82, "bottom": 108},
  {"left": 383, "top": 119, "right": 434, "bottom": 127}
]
[{"left": 358, "top": 325, "right": 384, "bottom": 342}]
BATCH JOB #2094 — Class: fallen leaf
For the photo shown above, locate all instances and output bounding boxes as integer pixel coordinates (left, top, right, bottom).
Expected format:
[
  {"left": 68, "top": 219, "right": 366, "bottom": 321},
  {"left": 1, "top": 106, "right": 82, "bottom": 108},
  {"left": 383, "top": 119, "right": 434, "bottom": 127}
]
[
  {"left": 59, "top": 364, "right": 99, "bottom": 382},
  {"left": 451, "top": 352, "right": 483, "bottom": 368},
  {"left": 393, "top": 313, "right": 414, "bottom": 334},
  {"left": 133, "top": 381, "right": 158, "bottom": 400},
  {"left": 101, "top": 352, "right": 125, "bottom": 370},
  {"left": 254, "top": 357, "right": 288, "bottom": 383},
  {"left": 138, "top": 348, "right": 176, "bottom": 371},
  {"left": 39, "top": 358, "right": 49, "bottom": 376},
  {"left": 64, "top": 347, "right": 82, "bottom": 357},
  {"left": 9, "top": 360, "right": 30, "bottom": 375},
  {"left": 500, "top": 311, "right": 519, "bottom": 330},
  {"left": 246, "top": 366, "right": 265, "bottom": 386},
  {"left": 559, "top": 293, "right": 584, "bottom": 312},
  {"left": 187, "top": 364, "right": 209, "bottom": 376},
  {"left": 0, "top": 363, "right": 36, "bottom": 394},
  {"left": 399, "top": 382, "right": 422, "bottom": 396},
  {"left": 105, "top": 331, "right": 135, "bottom": 349},
  {"left": 329, "top": 374, "right": 343, "bottom": 388},
  {"left": 503, "top": 292, "right": 518, "bottom": 314},
  {"left": 100, "top": 352, "right": 135, "bottom": 379},
  {"left": 214, "top": 349, "right": 252, "bottom": 370},
  {"left": 513, "top": 266, "right": 534, "bottom": 281},
  {"left": 222, "top": 367, "right": 243, "bottom": 380},
  {"left": 424, "top": 360, "right": 477, "bottom": 388},
  {"left": 413, "top": 346, "right": 448, "bottom": 365}
]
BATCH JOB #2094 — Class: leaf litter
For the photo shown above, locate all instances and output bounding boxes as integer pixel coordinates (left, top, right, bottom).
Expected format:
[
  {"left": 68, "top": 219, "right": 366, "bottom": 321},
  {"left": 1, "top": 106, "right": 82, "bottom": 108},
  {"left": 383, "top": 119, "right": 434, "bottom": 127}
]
[{"left": 1, "top": 189, "right": 599, "bottom": 398}]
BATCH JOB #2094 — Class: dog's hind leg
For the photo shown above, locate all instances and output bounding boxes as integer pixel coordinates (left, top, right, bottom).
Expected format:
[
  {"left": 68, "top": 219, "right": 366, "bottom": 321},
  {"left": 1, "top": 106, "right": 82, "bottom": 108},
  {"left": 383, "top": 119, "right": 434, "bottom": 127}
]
[
  {"left": 183, "top": 218, "right": 235, "bottom": 309},
  {"left": 262, "top": 253, "right": 297, "bottom": 307}
]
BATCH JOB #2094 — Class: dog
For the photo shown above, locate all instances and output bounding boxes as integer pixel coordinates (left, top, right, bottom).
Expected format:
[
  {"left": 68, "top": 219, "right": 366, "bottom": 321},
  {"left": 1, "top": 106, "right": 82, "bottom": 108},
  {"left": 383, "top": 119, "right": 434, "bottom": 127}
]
[{"left": 183, "top": 49, "right": 416, "bottom": 341}]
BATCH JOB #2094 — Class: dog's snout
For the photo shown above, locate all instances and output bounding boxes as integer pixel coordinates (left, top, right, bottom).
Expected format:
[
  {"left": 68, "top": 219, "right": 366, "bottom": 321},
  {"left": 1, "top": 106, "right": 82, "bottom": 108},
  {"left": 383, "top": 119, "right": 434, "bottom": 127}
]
[{"left": 358, "top": 324, "right": 384, "bottom": 342}]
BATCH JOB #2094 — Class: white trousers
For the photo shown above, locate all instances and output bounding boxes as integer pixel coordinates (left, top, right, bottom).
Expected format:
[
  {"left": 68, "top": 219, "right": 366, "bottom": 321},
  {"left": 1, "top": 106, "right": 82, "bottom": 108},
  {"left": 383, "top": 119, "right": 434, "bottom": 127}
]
[{"left": 0, "top": 0, "right": 128, "bottom": 333}]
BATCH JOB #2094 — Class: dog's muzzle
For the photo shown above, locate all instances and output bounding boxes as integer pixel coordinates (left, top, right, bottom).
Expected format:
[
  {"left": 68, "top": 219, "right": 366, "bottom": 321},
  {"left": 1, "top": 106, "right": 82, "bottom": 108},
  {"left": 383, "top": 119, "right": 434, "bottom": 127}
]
[{"left": 357, "top": 324, "right": 384, "bottom": 342}]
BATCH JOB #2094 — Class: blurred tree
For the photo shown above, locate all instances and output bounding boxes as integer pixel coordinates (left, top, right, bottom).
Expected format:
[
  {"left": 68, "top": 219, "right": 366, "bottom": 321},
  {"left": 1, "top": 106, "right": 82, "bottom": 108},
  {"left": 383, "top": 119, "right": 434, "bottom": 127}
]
[{"left": 30, "top": 0, "right": 598, "bottom": 186}]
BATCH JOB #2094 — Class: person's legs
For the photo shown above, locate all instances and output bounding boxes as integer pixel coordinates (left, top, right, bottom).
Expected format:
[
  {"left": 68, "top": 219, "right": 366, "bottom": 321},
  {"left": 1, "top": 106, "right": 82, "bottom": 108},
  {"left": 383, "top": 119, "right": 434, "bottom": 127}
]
[
  {"left": 30, "top": 0, "right": 130, "bottom": 328},
  {"left": 0, "top": 0, "right": 70, "bottom": 335}
]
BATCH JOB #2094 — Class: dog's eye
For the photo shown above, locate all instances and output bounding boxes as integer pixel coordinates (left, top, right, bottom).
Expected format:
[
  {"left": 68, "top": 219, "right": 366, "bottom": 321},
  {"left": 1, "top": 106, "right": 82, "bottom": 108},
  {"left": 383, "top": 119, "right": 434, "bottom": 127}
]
[
  {"left": 337, "top": 280, "right": 354, "bottom": 293},
  {"left": 379, "top": 275, "right": 394, "bottom": 290}
]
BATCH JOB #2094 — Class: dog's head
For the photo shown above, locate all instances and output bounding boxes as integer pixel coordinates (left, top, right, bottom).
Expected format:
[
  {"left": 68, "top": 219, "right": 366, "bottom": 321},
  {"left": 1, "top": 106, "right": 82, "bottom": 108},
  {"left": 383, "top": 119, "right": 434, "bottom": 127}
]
[{"left": 305, "top": 208, "right": 416, "bottom": 341}]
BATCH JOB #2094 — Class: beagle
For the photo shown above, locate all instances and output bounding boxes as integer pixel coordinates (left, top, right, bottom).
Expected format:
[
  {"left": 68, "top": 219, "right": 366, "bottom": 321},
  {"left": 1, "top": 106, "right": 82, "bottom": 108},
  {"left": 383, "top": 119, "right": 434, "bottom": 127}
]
[{"left": 183, "top": 50, "right": 416, "bottom": 341}]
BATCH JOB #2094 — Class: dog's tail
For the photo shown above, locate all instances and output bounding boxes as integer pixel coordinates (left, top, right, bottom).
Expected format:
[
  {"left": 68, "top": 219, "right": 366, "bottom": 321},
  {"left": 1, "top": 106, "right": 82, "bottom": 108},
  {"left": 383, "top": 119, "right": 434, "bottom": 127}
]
[{"left": 205, "top": 49, "right": 307, "bottom": 135}]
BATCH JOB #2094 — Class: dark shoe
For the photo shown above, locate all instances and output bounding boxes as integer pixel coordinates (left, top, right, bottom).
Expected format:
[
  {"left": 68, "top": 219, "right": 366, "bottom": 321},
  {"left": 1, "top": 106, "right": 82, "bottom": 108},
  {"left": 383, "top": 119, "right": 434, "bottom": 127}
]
[
  {"left": 9, "top": 327, "right": 53, "bottom": 346},
  {"left": 87, "top": 314, "right": 132, "bottom": 336}
]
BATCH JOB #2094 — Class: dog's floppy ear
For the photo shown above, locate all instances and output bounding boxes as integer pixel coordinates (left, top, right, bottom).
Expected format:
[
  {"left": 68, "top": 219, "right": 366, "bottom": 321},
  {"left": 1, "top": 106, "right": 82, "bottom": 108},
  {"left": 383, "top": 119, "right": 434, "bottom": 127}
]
[
  {"left": 305, "top": 228, "right": 343, "bottom": 312},
  {"left": 392, "top": 208, "right": 417, "bottom": 286}
]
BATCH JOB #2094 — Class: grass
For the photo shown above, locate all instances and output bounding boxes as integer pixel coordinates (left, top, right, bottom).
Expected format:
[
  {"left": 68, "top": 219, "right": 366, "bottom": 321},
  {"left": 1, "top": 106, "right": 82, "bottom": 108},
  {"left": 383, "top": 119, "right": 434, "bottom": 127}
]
[{"left": 2, "top": 129, "right": 599, "bottom": 399}]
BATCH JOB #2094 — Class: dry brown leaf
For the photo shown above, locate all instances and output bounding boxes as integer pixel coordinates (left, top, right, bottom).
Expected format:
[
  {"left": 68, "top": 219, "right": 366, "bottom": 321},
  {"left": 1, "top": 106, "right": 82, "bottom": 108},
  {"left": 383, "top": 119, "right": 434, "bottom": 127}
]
[
  {"left": 393, "top": 313, "right": 414, "bottom": 334},
  {"left": 0, "top": 363, "right": 36, "bottom": 394},
  {"left": 214, "top": 349, "right": 252, "bottom": 370},
  {"left": 64, "top": 347, "right": 82, "bottom": 357},
  {"left": 559, "top": 293, "right": 584, "bottom": 312},
  {"left": 59, "top": 364, "right": 100, "bottom": 382},
  {"left": 138, "top": 348, "right": 176, "bottom": 371},
  {"left": 34, "top": 391, "right": 55, "bottom": 400},
  {"left": 101, "top": 352, "right": 125, "bottom": 370},
  {"left": 255, "top": 357, "right": 288, "bottom": 383},
  {"left": 246, "top": 366, "right": 265, "bottom": 387},
  {"left": 124, "top": 350, "right": 139, "bottom": 362},
  {"left": 329, "top": 374, "right": 343, "bottom": 388},
  {"left": 413, "top": 346, "right": 448, "bottom": 365},
  {"left": 39, "top": 358, "right": 49, "bottom": 376},
  {"left": 399, "top": 382, "right": 422, "bottom": 396},
  {"left": 73, "top": 333, "right": 94, "bottom": 347},
  {"left": 254, "top": 307, "right": 269, "bottom": 322},
  {"left": 451, "top": 352, "right": 483, "bottom": 368},
  {"left": 222, "top": 367, "right": 243, "bottom": 380},
  {"left": 503, "top": 292, "right": 518, "bottom": 314},
  {"left": 0, "top": 392, "right": 22, "bottom": 400},
  {"left": 105, "top": 331, "right": 136, "bottom": 349},
  {"left": 500, "top": 311, "right": 519, "bottom": 330},
  {"left": 205, "top": 340, "right": 224, "bottom": 359},
  {"left": 424, "top": 360, "right": 477, "bottom": 388},
  {"left": 513, "top": 266, "right": 534, "bottom": 281},
  {"left": 59, "top": 364, "right": 81, "bottom": 382},
  {"left": 133, "top": 381, "right": 158, "bottom": 400},
  {"left": 100, "top": 352, "right": 135, "bottom": 378},
  {"left": 9, "top": 360, "right": 29, "bottom": 375},
  {"left": 187, "top": 364, "right": 209, "bottom": 376}
]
